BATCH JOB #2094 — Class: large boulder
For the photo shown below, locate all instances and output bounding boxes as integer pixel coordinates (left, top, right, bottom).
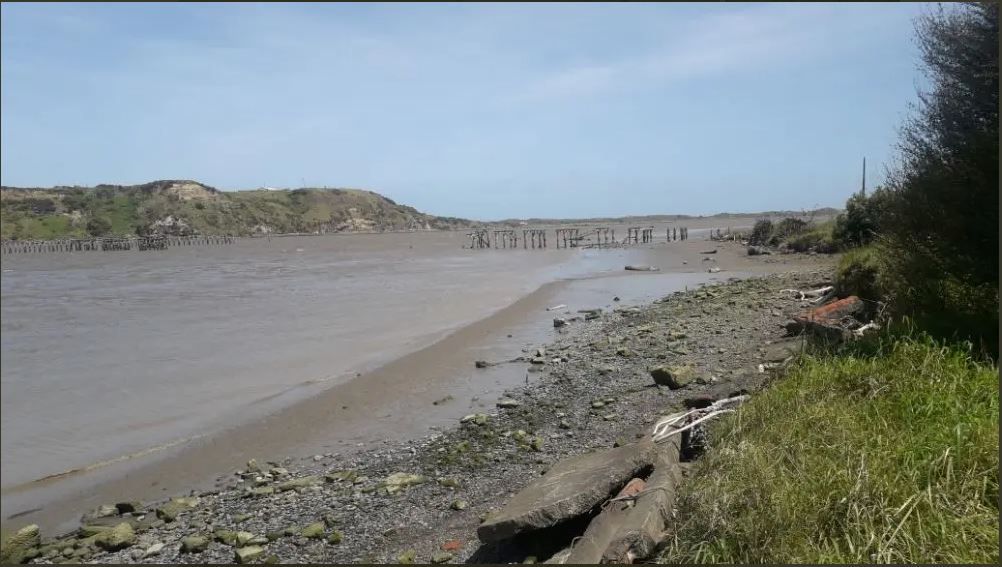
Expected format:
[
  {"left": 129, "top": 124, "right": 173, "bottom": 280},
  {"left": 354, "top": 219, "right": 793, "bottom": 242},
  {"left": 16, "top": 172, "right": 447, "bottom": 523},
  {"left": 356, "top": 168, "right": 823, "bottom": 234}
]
[
  {"left": 0, "top": 524, "right": 41, "bottom": 564},
  {"left": 650, "top": 365, "right": 702, "bottom": 389},
  {"left": 94, "top": 522, "right": 136, "bottom": 552},
  {"left": 155, "top": 496, "right": 200, "bottom": 522},
  {"left": 477, "top": 440, "right": 658, "bottom": 543}
]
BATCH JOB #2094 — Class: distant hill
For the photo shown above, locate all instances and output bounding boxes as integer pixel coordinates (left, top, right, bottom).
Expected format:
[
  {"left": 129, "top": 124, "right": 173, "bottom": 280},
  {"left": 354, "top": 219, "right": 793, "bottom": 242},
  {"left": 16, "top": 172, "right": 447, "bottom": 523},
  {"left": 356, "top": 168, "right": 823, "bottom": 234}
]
[
  {"left": 0, "top": 180, "right": 478, "bottom": 239},
  {"left": 495, "top": 208, "right": 841, "bottom": 226}
]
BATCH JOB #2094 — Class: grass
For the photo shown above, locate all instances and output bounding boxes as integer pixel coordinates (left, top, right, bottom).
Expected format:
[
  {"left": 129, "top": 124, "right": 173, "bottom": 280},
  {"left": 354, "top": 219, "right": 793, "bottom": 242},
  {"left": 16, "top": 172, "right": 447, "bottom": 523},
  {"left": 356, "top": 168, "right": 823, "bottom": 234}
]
[
  {"left": 784, "top": 219, "right": 838, "bottom": 253},
  {"left": 659, "top": 333, "right": 999, "bottom": 564}
]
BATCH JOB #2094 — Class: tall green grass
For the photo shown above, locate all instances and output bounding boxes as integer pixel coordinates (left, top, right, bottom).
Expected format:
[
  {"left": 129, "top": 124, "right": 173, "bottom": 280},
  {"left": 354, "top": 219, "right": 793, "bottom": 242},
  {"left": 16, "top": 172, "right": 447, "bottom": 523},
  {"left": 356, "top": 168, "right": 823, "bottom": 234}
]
[{"left": 659, "top": 334, "right": 999, "bottom": 563}]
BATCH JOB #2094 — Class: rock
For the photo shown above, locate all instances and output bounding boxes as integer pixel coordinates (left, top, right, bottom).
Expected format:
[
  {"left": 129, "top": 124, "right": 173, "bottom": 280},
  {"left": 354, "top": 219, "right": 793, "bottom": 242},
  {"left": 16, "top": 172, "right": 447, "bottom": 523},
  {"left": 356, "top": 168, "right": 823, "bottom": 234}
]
[
  {"left": 460, "top": 413, "right": 489, "bottom": 426},
  {"left": 115, "top": 501, "right": 142, "bottom": 515},
  {"left": 708, "top": 266, "right": 721, "bottom": 273},
  {"left": 246, "top": 459, "right": 261, "bottom": 473},
  {"left": 383, "top": 472, "right": 428, "bottom": 493},
  {"left": 762, "top": 339, "right": 804, "bottom": 363},
  {"left": 558, "top": 419, "right": 571, "bottom": 429},
  {"left": 584, "top": 311, "right": 601, "bottom": 321},
  {"left": 327, "top": 531, "right": 343, "bottom": 545},
  {"left": 235, "top": 545, "right": 266, "bottom": 563},
  {"left": 300, "top": 522, "right": 325, "bottom": 539},
  {"left": 683, "top": 395, "right": 715, "bottom": 409},
  {"left": 324, "top": 470, "right": 358, "bottom": 483},
  {"left": 747, "top": 245, "right": 771, "bottom": 256},
  {"left": 590, "top": 400, "right": 605, "bottom": 409},
  {"left": 497, "top": 398, "right": 520, "bottom": 409},
  {"left": 275, "top": 475, "right": 319, "bottom": 492},
  {"left": 431, "top": 551, "right": 454, "bottom": 563},
  {"left": 615, "top": 347, "right": 631, "bottom": 357},
  {"left": 143, "top": 542, "right": 165, "bottom": 558},
  {"left": 437, "top": 477, "right": 461, "bottom": 488},
  {"left": 236, "top": 531, "right": 268, "bottom": 546},
  {"left": 250, "top": 486, "right": 275, "bottom": 497},
  {"left": 450, "top": 500, "right": 468, "bottom": 511},
  {"left": 700, "top": 249, "right": 717, "bottom": 254},
  {"left": 180, "top": 534, "right": 210, "bottom": 554},
  {"left": 442, "top": 540, "right": 462, "bottom": 552},
  {"left": 552, "top": 318, "right": 567, "bottom": 328},
  {"left": 0, "top": 524, "right": 41, "bottom": 564},
  {"left": 477, "top": 440, "right": 658, "bottom": 543},
  {"left": 475, "top": 360, "right": 489, "bottom": 369},
  {"left": 94, "top": 523, "right": 136, "bottom": 552},
  {"left": 650, "top": 365, "right": 703, "bottom": 389},
  {"left": 214, "top": 529, "right": 239, "bottom": 546},
  {"left": 624, "top": 265, "right": 659, "bottom": 271},
  {"left": 82, "top": 505, "right": 118, "bottom": 523},
  {"left": 155, "top": 496, "right": 200, "bottom": 522},
  {"left": 613, "top": 296, "right": 620, "bottom": 301},
  {"left": 398, "top": 549, "right": 417, "bottom": 564}
]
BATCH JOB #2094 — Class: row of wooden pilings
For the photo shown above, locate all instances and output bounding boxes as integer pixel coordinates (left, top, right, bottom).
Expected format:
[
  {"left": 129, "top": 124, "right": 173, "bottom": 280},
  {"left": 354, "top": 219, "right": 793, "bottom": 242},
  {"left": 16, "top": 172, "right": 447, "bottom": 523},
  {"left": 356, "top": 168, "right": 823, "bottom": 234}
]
[
  {"left": 466, "top": 226, "right": 688, "bottom": 249},
  {"left": 0, "top": 235, "right": 235, "bottom": 255}
]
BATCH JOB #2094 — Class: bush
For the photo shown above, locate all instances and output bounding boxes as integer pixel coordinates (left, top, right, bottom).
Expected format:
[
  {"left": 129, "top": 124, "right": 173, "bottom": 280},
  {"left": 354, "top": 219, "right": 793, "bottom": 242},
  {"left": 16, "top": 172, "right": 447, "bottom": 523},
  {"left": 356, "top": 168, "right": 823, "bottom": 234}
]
[
  {"left": 832, "top": 187, "right": 892, "bottom": 248},
  {"left": 85, "top": 217, "right": 112, "bottom": 237},
  {"left": 659, "top": 335, "right": 999, "bottom": 564},
  {"left": 784, "top": 221, "right": 837, "bottom": 253},
  {"left": 748, "top": 219, "right": 773, "bottom": 246},
  {"left": 835, "top": 245, "right": 884, "bottom": 301},
  {"left": 877, "top": 2, "right": 998, "bottom": 354}
]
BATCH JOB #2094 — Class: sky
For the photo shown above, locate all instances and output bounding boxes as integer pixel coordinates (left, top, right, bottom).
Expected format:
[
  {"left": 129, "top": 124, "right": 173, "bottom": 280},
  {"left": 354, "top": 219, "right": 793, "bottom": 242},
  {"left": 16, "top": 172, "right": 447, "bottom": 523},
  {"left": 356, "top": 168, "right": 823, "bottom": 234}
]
[{"left": 1, "top": 2, "right": 931, "bottom": 220}]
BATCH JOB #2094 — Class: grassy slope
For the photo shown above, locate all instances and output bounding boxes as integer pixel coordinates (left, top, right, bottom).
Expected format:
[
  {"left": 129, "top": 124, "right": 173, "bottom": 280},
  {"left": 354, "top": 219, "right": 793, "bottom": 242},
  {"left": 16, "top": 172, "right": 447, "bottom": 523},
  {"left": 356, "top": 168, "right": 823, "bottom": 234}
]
[
  {"left": 659, "top": 333, "right": 999, "bottom": 564},
  {"left": 0, "top": 182, "right": 476, "bottom": 239}
]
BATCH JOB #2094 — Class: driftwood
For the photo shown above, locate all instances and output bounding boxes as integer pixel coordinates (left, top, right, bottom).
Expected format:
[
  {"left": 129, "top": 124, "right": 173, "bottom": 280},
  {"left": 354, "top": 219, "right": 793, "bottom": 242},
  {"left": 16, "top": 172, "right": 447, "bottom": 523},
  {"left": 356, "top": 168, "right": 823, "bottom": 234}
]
[
  {"left": 601, "top": 442, "right": 683, "bottom": 564},
  {"left": 564, "top": 479, "right": 648, "bottom": 564},
  {"left": 624, "top": 265, "right": 660, "bottom": 272}
]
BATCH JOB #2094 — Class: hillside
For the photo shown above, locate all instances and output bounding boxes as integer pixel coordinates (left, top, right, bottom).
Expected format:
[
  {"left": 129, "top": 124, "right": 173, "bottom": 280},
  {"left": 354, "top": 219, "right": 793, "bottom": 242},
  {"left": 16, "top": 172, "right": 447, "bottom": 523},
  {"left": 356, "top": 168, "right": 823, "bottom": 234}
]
[{"left": 0, "top": 181, "right": 477, "bottom": 239}]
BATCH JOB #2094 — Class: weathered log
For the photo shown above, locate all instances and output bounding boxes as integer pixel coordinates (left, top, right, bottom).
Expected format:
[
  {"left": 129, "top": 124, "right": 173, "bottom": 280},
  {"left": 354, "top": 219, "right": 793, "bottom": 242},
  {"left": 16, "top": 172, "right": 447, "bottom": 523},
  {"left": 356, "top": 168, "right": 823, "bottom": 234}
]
[
  {"left": 600, "top": 436, "right": 683, "bottom": 563},
  {"left": 624, "top": 265, "right": 659, "bottom": 272},
  {"left": 477, "top": 440, "right": 659, "bottom": 543},
  {"left": 564, "top": 479, "right": 648, "bottom": 564}
]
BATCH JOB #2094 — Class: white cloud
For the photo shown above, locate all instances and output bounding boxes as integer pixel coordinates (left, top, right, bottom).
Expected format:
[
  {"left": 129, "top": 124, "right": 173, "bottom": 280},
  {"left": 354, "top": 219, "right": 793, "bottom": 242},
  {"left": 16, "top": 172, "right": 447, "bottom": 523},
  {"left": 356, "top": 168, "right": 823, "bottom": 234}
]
[{"left": 505, "top": 3, "right": 876, "bottom": 105}]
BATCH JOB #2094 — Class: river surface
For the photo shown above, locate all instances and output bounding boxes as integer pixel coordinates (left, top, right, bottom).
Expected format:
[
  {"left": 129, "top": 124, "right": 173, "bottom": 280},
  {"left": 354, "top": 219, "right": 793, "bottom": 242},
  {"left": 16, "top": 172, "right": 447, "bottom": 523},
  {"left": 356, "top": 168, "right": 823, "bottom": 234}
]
[{"left": 0, "top": 224, "right": 748, "bottom": 531}]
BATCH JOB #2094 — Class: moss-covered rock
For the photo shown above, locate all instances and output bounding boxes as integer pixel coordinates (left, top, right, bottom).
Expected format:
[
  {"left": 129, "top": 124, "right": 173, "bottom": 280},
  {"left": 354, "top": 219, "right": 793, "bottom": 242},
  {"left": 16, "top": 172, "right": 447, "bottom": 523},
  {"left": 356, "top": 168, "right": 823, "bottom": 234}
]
[
  {"left": 93, "top": 523, "right": 136, "bottom": 552},
  {"left": 180, "top": 534, "right": 210, "bottom": 554},
  {"left": 0, "top": 524, "right": 41, "bottom": 564}
]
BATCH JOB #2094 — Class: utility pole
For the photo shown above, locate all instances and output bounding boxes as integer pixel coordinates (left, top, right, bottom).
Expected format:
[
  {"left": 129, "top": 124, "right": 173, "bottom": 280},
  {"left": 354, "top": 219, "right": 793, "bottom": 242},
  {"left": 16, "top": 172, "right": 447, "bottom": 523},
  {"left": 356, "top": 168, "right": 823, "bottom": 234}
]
[{"left": 861, "top": 157, "right": 866, "bottom": 196}]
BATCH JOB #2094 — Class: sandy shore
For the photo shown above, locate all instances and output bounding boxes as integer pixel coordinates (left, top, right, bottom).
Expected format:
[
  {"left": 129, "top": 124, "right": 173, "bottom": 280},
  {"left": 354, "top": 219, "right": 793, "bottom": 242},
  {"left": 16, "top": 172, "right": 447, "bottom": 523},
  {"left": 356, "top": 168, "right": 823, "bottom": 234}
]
[{"left": 18, "top": 240, "right": 835, "bottom": 564}]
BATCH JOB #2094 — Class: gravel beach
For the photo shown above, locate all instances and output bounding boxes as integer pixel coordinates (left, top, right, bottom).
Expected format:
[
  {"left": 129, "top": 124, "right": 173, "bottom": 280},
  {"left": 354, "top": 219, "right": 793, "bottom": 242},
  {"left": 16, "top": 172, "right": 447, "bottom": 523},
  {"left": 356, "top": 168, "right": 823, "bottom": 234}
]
[{"left": 23, "top": 245, "right": 835, "bottom": 565}]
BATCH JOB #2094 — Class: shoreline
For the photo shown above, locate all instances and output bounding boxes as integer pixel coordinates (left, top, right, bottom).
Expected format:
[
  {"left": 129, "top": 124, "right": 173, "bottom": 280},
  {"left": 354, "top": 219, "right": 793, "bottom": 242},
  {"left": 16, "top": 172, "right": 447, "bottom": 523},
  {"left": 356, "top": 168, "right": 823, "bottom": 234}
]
[
  {"left": 14, "top": 241, "right": 836, "bottom": 564},
  {"left": 2, "top": 236, "right": 772, "bottom": 535}
]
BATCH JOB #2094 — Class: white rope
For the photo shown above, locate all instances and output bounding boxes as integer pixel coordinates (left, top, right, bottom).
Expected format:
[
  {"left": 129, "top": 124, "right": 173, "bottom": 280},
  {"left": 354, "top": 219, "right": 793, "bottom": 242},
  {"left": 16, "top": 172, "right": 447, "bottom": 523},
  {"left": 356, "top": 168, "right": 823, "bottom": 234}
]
[{"left": 650, "top": 395, "right": 748, "bottom": 444}]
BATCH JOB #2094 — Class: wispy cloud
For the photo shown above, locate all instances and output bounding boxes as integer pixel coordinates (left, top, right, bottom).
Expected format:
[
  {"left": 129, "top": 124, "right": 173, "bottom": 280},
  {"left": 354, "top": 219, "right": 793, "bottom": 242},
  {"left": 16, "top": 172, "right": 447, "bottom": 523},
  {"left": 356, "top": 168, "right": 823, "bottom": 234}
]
[{"left": 506, "top": 4, "right": 873, "bottom": 104}]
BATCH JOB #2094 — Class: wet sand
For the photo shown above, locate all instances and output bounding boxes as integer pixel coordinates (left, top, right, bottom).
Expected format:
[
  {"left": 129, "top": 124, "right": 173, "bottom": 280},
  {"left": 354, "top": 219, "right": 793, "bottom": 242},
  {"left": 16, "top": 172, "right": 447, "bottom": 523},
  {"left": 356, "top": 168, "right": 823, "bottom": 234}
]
[{"left": 1, "top": 220, "right": 785, "bottom": 534}]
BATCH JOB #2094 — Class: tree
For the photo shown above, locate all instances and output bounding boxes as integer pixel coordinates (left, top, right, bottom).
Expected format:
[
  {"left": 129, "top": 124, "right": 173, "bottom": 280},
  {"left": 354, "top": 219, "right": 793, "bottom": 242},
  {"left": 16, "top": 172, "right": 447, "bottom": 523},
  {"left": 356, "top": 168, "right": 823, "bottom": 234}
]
[
  {"left": 86, "top": 217, "right": 112, "bottom": 237},
  {"left": 881, "top": 2, "right": 998, "bottom": 351}
]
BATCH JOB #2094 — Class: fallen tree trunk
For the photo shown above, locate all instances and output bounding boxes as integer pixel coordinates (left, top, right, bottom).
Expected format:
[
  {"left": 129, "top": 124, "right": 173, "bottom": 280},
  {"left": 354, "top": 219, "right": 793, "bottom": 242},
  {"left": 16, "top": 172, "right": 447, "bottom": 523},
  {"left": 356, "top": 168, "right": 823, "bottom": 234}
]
[
  {"left": 602, "top": 436, "right": 683, "bottom": 564},
  {"left": 564, "top": 479, "right": 648, "bottom": 564}
]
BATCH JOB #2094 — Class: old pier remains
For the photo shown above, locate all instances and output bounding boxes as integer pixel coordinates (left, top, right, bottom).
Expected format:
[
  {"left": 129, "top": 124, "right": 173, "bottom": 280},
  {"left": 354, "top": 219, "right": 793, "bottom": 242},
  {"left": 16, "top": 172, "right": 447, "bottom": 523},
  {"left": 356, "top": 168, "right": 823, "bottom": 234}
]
[{"left": 0, "top": 235, "right": 235, "bottom": 255}]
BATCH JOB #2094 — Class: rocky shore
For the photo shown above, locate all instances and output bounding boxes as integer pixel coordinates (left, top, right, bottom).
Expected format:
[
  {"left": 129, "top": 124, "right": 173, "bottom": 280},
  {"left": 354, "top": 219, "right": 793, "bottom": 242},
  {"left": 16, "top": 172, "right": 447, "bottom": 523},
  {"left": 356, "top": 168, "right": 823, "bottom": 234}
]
[{"left": 11, "top": 252, "right": 834, "bottom": 565}]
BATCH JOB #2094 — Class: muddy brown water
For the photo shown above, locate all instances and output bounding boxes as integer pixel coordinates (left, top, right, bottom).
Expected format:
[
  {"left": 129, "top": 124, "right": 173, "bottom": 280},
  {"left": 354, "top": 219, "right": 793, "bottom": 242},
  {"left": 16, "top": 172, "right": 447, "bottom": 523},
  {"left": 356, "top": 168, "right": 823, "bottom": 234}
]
[{"left": 0, "top": 222, "right": 756, "bottom": 534}]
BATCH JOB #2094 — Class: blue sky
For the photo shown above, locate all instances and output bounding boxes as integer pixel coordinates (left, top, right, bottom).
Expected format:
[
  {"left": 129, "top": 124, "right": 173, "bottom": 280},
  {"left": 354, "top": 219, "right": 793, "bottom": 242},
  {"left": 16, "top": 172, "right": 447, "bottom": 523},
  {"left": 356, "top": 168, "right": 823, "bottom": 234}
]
[{"left": 1, "top": 2, "right": 930, "bottom": 220}]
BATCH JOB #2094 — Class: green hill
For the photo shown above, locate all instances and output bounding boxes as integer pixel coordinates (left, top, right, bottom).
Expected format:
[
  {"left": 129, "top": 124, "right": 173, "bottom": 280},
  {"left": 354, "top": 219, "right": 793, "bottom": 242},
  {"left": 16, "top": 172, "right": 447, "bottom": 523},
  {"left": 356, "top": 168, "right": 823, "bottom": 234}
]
[{"left": 0, "top": 180, "right": 477, "bottom": 239}]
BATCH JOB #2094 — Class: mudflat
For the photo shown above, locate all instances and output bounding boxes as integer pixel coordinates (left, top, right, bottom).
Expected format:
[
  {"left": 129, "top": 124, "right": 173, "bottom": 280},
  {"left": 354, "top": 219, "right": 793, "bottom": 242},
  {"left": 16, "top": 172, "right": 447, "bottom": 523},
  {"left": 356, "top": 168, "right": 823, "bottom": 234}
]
[{"left": 0, "top": 221, "right": 813, "bottom": 537}]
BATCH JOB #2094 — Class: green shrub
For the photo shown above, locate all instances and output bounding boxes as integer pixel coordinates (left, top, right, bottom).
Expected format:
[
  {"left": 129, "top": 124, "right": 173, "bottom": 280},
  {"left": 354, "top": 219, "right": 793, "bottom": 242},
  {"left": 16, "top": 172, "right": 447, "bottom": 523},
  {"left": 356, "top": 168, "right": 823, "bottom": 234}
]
[
  {"left": 835, "top": 245, "right": 884, "bottom": 301},
  {"left": 784, "top": 221, "right": 837, "bottom": 253},
  {"left": 659, "top": 335, "right": 999, "bottom": 564}
]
